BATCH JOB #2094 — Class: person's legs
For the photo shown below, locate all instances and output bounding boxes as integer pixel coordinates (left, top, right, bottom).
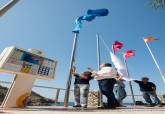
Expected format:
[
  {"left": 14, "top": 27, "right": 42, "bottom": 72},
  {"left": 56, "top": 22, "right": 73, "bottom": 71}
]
[
  {"left": 142, "top": 91, "right": 153, "bottom": 105},
  {"left": 98, "top": 80, "right": 103, "bottom": 92},
  {"left": 99, "top": 79, "right": 117, "bottom": 108},
  {"left": 107, "top": 79, "right": 119, "bottom": 107},
  {"left": 98, "top": 80, "right": 108, "bottom": 107},
  {"left": 114, "top": 86, "right": 120, "bottom": 101},
  {"left": 149, "top": 91, "right": 161, "bottom": 105},
  {"left": 119, "top": 87, "right": 127, "bottom": 103},
  {"left": 79, "top": 84, "right": 90, "bottom": 108},
  {"left": 114, "top": 86, "right": 126, "bottom": 104},
  {"left": 74, "top": 84, "right": 81, "bottom": 106},
  {"left": 98, "top": 80, "right": 111, "bottom": 106}
]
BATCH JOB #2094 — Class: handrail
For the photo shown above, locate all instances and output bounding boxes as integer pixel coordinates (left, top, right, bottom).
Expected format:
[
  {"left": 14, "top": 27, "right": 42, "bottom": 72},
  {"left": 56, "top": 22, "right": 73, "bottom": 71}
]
[
  {"left": 0, "top": 80, "right": 73, "bottom": 91},
  {"left": 0, "top": 80, "right": 162, "bottom": 96},
  {"left": 0, "top": 80, "right": 163, "bottom": 105}
]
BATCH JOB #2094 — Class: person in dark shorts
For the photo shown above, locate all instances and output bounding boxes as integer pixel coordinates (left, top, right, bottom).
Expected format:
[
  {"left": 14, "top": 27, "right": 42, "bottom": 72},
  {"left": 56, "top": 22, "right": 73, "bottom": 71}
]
[{"left": 134, "top": 77, "right": 162, "bottom": 107}]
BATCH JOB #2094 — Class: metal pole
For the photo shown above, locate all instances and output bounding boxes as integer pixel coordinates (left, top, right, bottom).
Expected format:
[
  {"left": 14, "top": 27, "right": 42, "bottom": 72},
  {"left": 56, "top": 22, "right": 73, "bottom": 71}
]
[
  {"left": 145, "top": 42, "right": 165, "bottom": 82},
  {"left": 96, "top": 33, "right": 101, "bottom": 71},
  {"left": 96, "top": 33, "right": 103, "bottom": 107},
  {"left": 0, "top": 0, "right": 20, "bottom": 17},
  {"left": 54, "top": 89, "right": 60, "bottom": 104},
  {"left": 124, "top": 59, "right": 136, "bottom": 105},
  {"left": 64, "top": 33, "right": 78, "bottom": 107}
]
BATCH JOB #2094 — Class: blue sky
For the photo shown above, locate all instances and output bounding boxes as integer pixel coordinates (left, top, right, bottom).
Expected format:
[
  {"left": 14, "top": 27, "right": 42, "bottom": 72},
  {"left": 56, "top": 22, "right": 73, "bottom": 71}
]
[{"left": 0, "top": 0, "right": 165, "bottom": 102}]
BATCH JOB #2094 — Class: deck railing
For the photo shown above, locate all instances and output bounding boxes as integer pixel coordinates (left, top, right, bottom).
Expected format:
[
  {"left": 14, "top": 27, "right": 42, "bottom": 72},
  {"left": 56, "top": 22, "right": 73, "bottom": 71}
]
[{"left": 0, "top": 80, "right": 163, "bottom": 106}]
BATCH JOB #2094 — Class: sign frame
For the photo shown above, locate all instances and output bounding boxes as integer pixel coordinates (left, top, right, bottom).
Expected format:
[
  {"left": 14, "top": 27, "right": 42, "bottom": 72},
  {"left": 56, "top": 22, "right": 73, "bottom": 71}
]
[{"left": 0, "top": 46, "right": 58, "bottom": 80}]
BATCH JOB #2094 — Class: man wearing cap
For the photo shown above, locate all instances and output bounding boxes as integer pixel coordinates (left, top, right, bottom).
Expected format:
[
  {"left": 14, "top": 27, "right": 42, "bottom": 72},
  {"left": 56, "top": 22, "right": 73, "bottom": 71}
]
[
  {"left": 134, "top": 77, "right": 162, "bottom": 107},
  {"left": 72, "top": 67, "right": 93, "bottom": 109}
]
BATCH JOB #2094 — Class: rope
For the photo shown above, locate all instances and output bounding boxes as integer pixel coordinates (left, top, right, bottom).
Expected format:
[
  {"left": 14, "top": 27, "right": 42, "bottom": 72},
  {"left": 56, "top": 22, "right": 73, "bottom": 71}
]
[{"left": 99, "top": 35, "right": 111, "bottom": 52}]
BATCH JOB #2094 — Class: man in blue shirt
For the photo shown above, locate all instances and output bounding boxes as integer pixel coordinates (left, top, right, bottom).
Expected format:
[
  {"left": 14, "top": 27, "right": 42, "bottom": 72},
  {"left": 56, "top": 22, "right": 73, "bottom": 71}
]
[{"left": 134, "top": 77, "right": 162, "bottom": 107}]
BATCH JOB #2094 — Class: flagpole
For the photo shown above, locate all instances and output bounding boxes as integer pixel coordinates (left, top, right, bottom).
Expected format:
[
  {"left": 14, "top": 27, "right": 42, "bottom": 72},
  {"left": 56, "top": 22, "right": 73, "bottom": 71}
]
[
  {"left": 0, "top": 0, "right": 20, "bottom": 17},
  {"left": 144, "top": 42, "right": 165, "bottom": 82},
  {"left": 111, "top": 44, "right": 115, "bottom": 54},
  {"left": 123, "top": 58, "right": 136, "bottom": 105},
  {"left": 96, "top": 33, "right": 101, "bottom": 71},
  {"left": 96, "top": 33, "right": 103, "bottom": 107},
  {"left": 64, "top": 33, "right": 78, "bottom": 107}
]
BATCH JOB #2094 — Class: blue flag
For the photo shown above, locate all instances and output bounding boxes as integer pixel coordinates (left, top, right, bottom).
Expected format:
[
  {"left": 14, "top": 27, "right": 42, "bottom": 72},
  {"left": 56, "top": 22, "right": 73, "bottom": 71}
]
[{"left": 73, "top": 8, "right": 109, "bottom": 33}]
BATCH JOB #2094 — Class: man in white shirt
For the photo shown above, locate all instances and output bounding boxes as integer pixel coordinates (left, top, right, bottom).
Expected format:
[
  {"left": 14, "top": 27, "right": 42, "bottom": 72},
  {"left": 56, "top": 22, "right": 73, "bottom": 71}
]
[{"left": 91, "top": 63, "right": 119, "bottom": 109}]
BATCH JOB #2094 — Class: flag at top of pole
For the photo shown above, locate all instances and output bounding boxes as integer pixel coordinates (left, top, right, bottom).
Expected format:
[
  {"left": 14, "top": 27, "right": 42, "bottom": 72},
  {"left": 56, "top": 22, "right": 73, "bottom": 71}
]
[
  {"left": 65, "top": 9, "right": 108, "bottom": 107},
  {"left": 143, "top": 37, "right": 159, "bottom": 43},
  {"left": 123, "top": 50, "right": 136, "bottom": 105},
  {"left": 73, "top": 8, "right": 109, "bottom": 33},
  {"left": 123, "top": 50, "right": 135, "bottom": 60},
  {"left": 143, "top": 37, "right": 165, "bottom": 83},
  {"left": 112, "top": 41, "right": 123, "bottom": 54}
]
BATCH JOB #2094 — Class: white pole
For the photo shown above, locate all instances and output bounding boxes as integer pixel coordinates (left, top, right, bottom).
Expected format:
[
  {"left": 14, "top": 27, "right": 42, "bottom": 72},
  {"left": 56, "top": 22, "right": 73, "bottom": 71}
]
[
  {"left": 123, "top": 58, "right": 136, "bottom": 105},
  {"left": 0, "top": 0, "right": 20, "bottom": 17},
  {"left": 96, "top": 33, "right": 101, "bottom": 71},
  {"left": 96, "top": 33, "right": 103, "bottom": 107},
  {"left": 145, "top": 42, "right": 165, "bottom": 82}
]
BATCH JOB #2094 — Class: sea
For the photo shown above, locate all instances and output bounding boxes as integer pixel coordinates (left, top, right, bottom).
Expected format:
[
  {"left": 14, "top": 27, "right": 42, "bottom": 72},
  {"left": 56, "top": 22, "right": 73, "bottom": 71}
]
[{"left": 53, "top": 102, "right": 74, "bottom": 106}]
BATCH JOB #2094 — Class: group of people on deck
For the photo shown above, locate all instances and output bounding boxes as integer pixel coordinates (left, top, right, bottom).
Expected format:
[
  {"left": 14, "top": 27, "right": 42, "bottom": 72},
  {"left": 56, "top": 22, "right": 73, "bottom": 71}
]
[{"left": 71, "top": 63, "right": 162, "bottom": 109}]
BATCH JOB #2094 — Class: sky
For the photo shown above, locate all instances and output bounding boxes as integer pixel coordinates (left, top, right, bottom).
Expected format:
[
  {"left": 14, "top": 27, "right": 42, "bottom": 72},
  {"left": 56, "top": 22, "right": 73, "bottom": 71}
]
[{"left": 0, "top": 0, "right": 165, "bottom": 102}]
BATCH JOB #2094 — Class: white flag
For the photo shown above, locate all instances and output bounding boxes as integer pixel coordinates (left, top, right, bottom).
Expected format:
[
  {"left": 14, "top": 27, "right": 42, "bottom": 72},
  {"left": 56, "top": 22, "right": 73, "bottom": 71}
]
[
  {"left": 163, "top": 76, "right": 165, "bottom": 83},
  {"left": 110, "top": 52, "right": 128, "bottom": 77}
]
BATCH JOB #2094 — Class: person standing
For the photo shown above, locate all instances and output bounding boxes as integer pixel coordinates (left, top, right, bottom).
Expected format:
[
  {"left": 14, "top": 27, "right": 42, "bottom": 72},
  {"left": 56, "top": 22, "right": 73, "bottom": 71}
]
[
  {"left": 114, "top": 77, "right": 127, "bottom": 106},
  {"left": 72, "top": 67, "right": 93, "bottom": 109},
  {"left": 90, "top": 63, "right": 119, "bottom": 109},
  {"left": 134, "top": 77, "right": 162, "bottom": 107}
]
